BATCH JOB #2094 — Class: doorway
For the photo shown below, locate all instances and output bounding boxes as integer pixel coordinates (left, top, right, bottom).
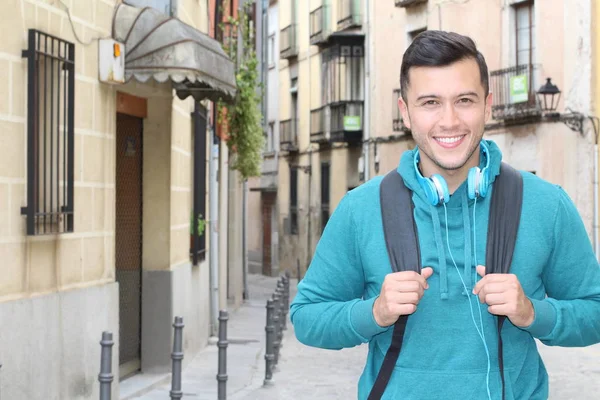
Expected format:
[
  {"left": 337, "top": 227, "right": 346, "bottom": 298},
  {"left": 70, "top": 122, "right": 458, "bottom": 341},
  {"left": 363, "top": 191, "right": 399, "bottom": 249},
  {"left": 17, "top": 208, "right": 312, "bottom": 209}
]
[{"left": 115, "top": 112, "right": 143, "bottom": 378}]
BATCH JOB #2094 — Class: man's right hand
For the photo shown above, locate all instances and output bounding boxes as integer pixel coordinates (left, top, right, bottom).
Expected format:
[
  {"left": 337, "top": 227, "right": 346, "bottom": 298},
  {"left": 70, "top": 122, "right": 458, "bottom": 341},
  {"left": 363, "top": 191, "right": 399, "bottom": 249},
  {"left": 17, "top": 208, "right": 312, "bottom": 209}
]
[{"left": 373, "top": 267, "right": 434, "bottom": 327}]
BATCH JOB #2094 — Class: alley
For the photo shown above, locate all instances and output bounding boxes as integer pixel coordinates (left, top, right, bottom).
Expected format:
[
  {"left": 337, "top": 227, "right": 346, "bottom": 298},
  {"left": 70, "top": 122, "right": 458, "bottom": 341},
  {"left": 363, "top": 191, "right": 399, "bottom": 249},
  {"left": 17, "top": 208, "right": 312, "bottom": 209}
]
[{"left": 128, "top": 274, "right": 600, "bottom": 400}]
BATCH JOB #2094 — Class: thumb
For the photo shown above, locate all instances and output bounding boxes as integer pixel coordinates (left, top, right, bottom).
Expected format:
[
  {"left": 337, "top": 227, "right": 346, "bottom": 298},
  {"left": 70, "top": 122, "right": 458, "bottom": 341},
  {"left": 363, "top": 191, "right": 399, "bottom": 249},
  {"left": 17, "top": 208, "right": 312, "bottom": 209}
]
[
  {"left": 421, "top": 267, "right": 434, "bottom": 280},
  {"left": 476, "top": 265, "right": 486, "bottom": 278}
]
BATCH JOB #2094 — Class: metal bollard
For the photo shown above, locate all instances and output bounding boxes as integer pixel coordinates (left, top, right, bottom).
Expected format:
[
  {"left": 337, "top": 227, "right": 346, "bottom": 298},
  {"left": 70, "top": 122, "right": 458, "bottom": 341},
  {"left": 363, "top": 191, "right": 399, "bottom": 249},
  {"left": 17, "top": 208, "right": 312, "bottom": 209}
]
[
  {"left": 277, "top": 281, "right": 287, "bottom": 331},
  {"left": 98, "top": 331, "right": 114, "bottom": 400},
  {"left": 276, "top": 286, "right": 285, "bottom": 350},
  {"left": 217, "top": 310, "right": 229, "bottom": 400},
  {"left": 282, "top": 276, "right": 290, "bottom": 329},
  {"left": 272, "top": 292, "right": 281, "bottom": 367},
  {"left": 170, "top": 316, "right": 185, "bottom": 400},
  {"left": 263, "top": 299, "right": 275, "bottom": 386}
]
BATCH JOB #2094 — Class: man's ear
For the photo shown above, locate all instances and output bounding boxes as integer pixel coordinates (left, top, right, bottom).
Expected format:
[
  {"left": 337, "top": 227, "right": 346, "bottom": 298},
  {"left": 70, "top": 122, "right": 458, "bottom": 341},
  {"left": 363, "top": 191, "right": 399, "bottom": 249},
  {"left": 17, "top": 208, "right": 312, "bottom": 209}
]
[
  {"left": 484, "top": 92, "right": 493, "bottom": 122},
  {"left": 398, "top": 96, "right": 411, "bottom": 130}
]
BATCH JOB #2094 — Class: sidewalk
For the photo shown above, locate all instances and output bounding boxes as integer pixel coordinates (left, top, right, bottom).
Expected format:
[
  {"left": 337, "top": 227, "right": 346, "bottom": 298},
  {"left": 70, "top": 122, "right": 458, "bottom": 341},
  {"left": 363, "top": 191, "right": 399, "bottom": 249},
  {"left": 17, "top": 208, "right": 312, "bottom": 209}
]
[
  {"left": 127, "top": 273, "right": 600, "bottom": 400},
  {"left": 126, "top": 273, "right": 368, "bottom": 400}
]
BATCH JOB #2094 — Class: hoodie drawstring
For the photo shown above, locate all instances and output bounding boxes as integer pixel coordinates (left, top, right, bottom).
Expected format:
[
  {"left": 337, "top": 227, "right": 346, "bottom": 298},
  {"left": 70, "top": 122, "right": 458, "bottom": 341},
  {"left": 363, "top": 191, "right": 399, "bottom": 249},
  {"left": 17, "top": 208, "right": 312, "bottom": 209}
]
[
  {"left": 461, "top": 192, "right": 473, "bottom": 295},
  {"left": 429, "top": 204, "right": 449, "bottom": 300}
]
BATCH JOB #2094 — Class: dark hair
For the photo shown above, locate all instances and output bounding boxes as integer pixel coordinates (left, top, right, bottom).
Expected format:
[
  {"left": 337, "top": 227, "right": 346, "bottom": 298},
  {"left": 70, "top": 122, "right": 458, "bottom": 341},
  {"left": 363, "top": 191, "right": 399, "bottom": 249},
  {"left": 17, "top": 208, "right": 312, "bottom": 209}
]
[{"left": 400, "top": 30, "right": 489, "bottom": 102}]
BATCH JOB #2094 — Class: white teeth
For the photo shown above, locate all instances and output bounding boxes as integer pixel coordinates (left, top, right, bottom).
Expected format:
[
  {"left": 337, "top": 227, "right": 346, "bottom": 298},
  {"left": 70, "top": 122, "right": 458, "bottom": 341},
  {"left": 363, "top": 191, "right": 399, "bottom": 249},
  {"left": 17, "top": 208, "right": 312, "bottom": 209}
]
[{"left": 435, "top": 136, "right": 463, "bottom": 144}]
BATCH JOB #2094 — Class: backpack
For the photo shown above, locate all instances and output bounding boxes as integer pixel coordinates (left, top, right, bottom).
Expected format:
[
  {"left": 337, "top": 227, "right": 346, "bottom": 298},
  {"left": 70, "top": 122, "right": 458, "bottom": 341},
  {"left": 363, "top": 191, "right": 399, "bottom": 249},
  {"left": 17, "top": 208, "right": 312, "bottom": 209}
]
[{"left": 368, "top": 162, "right": 524, "bottom": 400}]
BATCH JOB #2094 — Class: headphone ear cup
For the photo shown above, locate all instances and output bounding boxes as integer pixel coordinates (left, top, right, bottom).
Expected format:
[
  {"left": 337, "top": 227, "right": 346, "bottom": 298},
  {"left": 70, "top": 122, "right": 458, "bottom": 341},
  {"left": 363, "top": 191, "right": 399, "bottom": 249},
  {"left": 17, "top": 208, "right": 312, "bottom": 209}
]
[
  {"left": 478, "top": 168, "right": 490, "bottom": 198},
  {"left": 431, "top": 174, "right": 450, "bottom": 205},
  {"left": 422, "top": 178, "right": 441, "bottom": 206},
  {"left": 467, "top": 167, "right": 478, "bottom": 200}
]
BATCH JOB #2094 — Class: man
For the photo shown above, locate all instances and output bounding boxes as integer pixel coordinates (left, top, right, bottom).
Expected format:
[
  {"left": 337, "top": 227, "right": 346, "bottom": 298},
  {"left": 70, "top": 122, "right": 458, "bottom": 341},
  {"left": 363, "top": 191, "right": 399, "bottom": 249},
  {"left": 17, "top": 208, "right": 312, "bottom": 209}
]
[{"left": 289, "top": 30, "right": 600, "bottom": 400}]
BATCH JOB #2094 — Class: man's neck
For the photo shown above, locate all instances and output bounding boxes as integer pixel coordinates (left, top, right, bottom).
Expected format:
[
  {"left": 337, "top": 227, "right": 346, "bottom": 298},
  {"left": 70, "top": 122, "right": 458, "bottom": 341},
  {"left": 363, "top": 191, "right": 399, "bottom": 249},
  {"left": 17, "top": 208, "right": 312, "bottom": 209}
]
[{"left": 420, "top": 151, "right": 481, "bottom": 195}]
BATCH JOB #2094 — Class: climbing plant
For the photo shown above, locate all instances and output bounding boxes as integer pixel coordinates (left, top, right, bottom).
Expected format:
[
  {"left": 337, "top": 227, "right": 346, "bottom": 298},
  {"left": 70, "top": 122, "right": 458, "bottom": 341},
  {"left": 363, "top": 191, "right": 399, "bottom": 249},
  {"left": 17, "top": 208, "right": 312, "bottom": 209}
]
[{"left": 218, "top": 5, "right": 264, "bottom": 180}]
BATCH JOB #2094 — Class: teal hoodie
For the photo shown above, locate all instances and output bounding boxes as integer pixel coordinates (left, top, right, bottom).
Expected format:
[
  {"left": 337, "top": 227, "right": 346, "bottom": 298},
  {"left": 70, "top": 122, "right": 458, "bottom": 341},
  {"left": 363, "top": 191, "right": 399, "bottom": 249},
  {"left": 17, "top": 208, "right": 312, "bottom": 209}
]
[{"left": 290, "top": 140, "right": 600, "bottom": 400}]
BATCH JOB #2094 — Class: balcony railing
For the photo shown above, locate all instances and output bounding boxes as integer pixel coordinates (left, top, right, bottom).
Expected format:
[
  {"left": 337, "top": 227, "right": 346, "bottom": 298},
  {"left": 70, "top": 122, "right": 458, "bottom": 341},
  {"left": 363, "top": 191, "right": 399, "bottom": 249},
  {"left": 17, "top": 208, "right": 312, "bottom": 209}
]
[
  {"left": 392, "top": 88, "right": 410, "bottom": 133},
  {"left": 490, "top": 64, "right": 541, "bottom": 121},
  {"left": 310, "top": 106, "right": 329, "bottom": 143},
  {"left": 395, "top": 0, "right": 428, "bottom": 7},
  {"left": 280, "top": 25, "right": 298, "bottom": 59},
  {"left": 310, "top": 5, "right": 330, "bottom": 45},
  {"left": 337, "top": 0, "right": 362, "bottom": 31},
  {"left": 330, "top": 101, "right": 363, "bottom": 143},
  {"left": 280, "top": 119, "right": 299, "bottom": 152}
]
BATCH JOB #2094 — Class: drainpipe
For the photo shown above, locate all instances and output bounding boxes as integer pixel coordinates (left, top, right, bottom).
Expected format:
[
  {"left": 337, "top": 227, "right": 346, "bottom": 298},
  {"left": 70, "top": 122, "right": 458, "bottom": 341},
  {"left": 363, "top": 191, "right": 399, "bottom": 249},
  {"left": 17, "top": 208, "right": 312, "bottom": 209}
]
[
  {"left": 306, "top": 1, "right": 313, "bottom": 271},
  {"left": 209, "top": 0, "right": 222, "bottom": 337},
  {"left": 363, "top": 0, "right": 371, "bottom": 180},
  {"left": 595, "top": 142, "right": 599, "bottom": 261}
]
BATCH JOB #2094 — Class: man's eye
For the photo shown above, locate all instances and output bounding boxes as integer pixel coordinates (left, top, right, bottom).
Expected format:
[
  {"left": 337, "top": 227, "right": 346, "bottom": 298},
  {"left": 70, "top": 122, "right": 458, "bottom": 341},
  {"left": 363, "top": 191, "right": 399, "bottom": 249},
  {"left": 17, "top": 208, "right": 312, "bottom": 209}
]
[
  {"left": 458, "top": 98, "right": 473, "bottom": 103},
  {"left": 423, "top": 100, "right": 438, "bottom": 106}
]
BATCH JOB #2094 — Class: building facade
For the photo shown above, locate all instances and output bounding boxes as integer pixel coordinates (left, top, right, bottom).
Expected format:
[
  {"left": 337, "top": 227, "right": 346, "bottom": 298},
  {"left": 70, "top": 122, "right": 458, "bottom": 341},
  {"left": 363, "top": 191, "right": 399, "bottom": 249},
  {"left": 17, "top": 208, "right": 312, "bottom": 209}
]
[
  {"left": 0, "top": 0, "right": 248, "bottom": 398},
  {"left": 248, "top": 0, "right": 598, "bottom": 276}
]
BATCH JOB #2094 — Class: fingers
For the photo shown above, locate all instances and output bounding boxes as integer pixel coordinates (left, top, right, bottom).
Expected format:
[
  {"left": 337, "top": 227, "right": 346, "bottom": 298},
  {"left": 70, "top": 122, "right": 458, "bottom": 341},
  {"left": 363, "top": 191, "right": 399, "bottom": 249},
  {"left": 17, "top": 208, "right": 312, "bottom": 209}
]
[
  {"left": 476, "top": 265, "right": 486, "bottom": 278},
  {"left": 390, "top": 303, "right": 418, "bottom": 316},
  {"left": 387, "top": 290, "right": 421, "bottom": 306},
  {"left": 473, "top": 273, "right": 510, "bottom": 295},
  {"left": 421, "top": 267, "right": 434, "bottom": 280},
  {"left": 475, "top": 282, "right": 505, "bottom": 303},
  {"left": 389, "top": 268, "right": 433, "bottom": 290}
]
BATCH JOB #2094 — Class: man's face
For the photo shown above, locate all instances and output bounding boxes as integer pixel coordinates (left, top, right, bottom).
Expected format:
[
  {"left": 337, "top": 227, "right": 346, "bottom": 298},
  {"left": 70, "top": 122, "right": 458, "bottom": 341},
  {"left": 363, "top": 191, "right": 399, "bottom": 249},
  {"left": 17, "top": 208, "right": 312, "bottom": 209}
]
[{"left": 399, "top": 58, "right": 492, "bottom": 172}]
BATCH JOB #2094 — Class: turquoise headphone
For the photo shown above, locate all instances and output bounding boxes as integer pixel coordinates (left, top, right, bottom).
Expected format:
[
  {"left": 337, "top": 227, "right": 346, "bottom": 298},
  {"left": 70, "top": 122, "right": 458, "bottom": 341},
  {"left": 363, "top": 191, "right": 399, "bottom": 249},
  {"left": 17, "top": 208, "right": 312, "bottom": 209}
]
[{"left": 414, "top": 141, "right": 491, "bottom": 206}]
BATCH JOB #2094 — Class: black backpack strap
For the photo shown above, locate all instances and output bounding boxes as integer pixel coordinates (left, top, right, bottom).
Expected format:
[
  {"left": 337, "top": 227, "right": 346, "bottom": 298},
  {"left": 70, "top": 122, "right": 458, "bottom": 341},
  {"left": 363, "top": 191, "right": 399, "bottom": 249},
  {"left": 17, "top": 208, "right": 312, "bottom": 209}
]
[
  {"left": 368, "top": 170, "right": 421, "bottom": 400},
  {"left": 485, "top": 162, "right": 524, "bottom": 400}
]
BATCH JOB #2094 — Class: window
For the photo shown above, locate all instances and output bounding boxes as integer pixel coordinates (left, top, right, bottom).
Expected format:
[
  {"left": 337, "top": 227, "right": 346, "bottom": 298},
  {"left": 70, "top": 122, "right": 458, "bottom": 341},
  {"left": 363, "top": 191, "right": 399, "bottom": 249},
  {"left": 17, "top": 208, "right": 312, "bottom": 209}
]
[
  {"left": 21, "top": 29, "right": 75, "bottom": 235},
  {"left": 324, "top": 42, "right": 365, "bottom": 104},
  {"left": 289, "top": 166, "right": 298, "bottom": 235},
  {"left": 321, "top": 163, "right": 330, "bottom": 232},
  {"left": 268, "top": 34, "right": 275, "bottom": 68},
  {"left": 190, "top": 103, "right": 207, "bottom": 265},
  {"left": 514, "top": 1, "right": 535, "bottom": 67},
  {"left": 265, "top": 121, "right": 275, "bottom": 153}
]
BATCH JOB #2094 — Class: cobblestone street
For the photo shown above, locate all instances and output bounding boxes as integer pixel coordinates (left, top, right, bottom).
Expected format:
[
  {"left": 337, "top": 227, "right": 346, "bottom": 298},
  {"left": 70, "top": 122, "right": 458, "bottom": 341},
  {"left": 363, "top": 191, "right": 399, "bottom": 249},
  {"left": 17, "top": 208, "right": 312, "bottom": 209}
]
[{"left": 130, "top": 274, "right": 600, "bottom": 400}]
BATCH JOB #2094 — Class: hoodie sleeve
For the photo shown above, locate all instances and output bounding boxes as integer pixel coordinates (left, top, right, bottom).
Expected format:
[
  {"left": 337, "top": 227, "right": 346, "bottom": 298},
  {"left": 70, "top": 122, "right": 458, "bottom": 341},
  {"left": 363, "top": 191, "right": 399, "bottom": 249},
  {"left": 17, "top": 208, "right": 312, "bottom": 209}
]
[
  {"left": 290, "top": 192, "right": 389, "bottom": 350},
  {"left": 520, "top": 186, "right": 600, "bottom": 346}
]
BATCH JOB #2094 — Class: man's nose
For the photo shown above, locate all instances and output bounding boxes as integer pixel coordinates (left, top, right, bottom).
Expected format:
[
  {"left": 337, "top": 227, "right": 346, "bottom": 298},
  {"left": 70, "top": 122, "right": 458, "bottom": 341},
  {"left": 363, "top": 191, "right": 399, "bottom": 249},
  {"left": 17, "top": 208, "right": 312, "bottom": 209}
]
[{"left": 439, "top": 104, "right": 460, "bottom": 131}]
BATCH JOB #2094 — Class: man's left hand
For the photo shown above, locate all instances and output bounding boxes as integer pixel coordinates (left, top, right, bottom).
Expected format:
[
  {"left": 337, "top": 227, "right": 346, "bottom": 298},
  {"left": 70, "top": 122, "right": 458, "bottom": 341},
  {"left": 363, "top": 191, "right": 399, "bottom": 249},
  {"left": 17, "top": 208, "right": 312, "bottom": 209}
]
[{"left": 472, "top": 265, "right": 535, "bottom": 328}]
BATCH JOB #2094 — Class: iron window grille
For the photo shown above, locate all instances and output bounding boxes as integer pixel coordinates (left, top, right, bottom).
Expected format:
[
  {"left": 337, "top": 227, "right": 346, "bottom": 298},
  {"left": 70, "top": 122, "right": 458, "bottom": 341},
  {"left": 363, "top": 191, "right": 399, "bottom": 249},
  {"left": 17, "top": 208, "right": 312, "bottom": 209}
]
[
  {"left": 190, "top": 103, "right": 207, "bottom": 265},
  {"left": 21, "top": 29, "right": 75, "bottom": 236}
]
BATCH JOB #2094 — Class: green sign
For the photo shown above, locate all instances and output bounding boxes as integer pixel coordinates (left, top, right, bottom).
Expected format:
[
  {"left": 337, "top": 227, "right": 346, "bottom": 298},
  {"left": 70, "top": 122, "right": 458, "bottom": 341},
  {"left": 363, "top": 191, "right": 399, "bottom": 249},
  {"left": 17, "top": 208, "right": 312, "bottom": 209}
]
[
  {"left": 344, "top": 116, "right": 361, "bottom": 131},
  {"left": 510, "top": 74, "right": 528, "bottom": 103}
]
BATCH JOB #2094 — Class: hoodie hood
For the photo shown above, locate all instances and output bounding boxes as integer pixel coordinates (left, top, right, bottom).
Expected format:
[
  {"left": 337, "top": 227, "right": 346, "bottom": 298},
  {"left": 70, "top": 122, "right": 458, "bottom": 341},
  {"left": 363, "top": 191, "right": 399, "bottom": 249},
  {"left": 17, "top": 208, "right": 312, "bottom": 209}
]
[{"left": 396, "top": 139, "right": 503, "bottom": 300}]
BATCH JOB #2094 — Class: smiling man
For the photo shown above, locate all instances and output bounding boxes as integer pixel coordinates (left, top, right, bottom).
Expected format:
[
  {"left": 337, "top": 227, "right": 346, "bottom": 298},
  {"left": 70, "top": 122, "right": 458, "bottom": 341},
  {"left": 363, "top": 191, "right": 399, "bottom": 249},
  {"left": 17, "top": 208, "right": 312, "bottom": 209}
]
[{"left": 290, "top": 31, "right": 600, "bottom": 400}]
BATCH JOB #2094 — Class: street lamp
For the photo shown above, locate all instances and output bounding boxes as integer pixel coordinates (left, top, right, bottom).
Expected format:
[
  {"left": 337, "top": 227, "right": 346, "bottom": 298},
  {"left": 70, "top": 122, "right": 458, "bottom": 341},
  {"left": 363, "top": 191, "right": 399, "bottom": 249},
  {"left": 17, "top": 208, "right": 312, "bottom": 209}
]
[
  {"left": 536, "top": 77, "right": 586, "bottom": 134},
  {"left": 536, "top": 77, "right": 561, "bottom": 115}
]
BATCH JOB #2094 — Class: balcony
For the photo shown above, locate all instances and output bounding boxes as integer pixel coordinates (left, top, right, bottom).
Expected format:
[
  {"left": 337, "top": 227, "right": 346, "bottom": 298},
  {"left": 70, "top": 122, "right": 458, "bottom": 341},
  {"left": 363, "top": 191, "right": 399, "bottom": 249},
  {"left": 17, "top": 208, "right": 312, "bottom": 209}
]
[
  {"left": 392, "top": 88, "right": 410, "bottom": 133},
  {"left": 395, "top": 0, "right": 428, "bottom": 7},
  {"left": 310, "top": 4, "right": 331, "bottom": 46},
  {"left": 280, "top": 24, "right": 298, "bottom": 59},
  {"left": 330, "top": 101, "right": 363, "bottom": 143},
  {"left": 258, "top": 153, "right": 278, "bottom": 191},
  {"left": 310, "top": 106, "right": 329, "bottom": 143},
  {"left": 490, "top": 64, "right": 541, "bottom": 121},
  {"left": 337, "top": 0, "right": 362, "bottom": 31},
  {"left": 280, "top": 119, "right": 299, "bottom": 152}
]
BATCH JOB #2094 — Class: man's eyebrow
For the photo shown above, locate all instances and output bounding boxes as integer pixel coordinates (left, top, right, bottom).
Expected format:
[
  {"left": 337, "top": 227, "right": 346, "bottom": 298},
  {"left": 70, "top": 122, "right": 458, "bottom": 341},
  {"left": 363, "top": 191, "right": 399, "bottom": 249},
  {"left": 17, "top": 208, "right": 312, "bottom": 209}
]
[
  {"left": 415, "top": 92, "right": 480, "bottom": 101},
  {"left": 457, "top": 91, "right": 480, "bottom": 98},
  {"left": 415, "top": 94, "right": 440, "bottom": 101}
]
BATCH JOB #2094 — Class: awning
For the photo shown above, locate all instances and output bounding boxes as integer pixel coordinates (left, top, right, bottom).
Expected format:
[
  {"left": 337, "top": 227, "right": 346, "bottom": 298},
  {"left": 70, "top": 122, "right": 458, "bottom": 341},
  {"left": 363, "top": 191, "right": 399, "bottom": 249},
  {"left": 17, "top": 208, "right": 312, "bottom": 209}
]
[{"left": 112, "top": 3, "right": 236, "bottom": 102}]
